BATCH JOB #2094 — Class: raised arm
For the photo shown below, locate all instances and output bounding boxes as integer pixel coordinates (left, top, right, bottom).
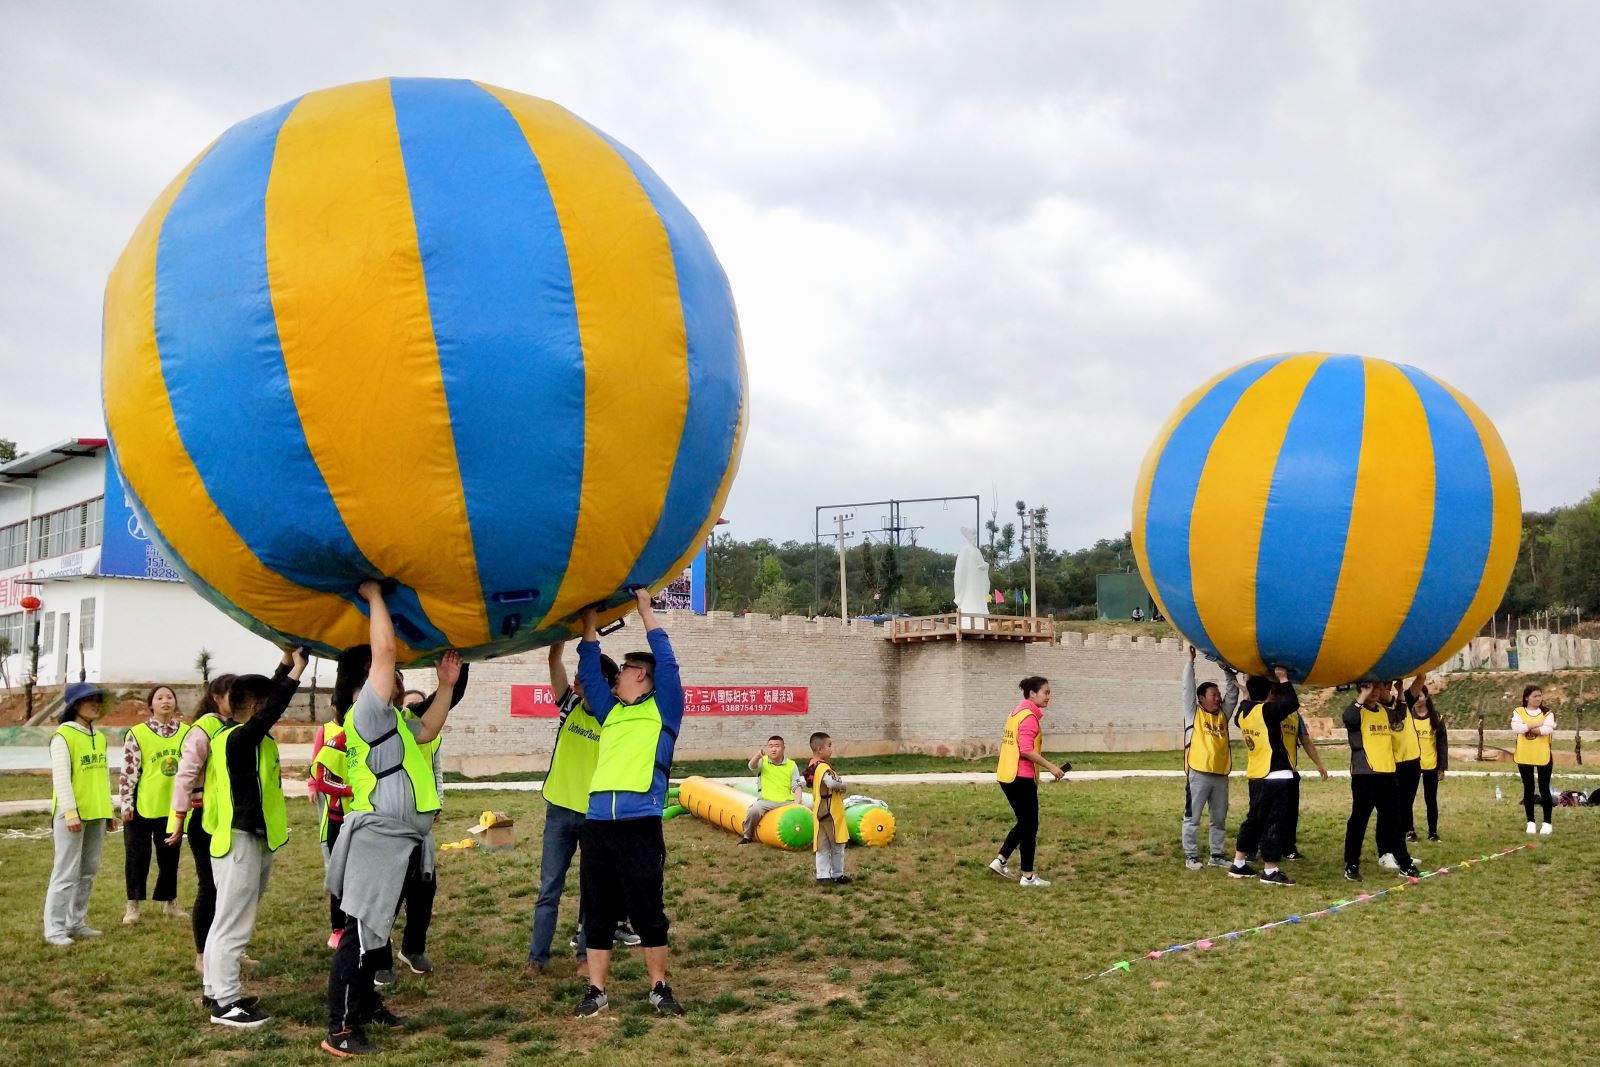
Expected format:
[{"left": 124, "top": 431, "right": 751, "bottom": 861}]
[
  {"left": 413, "top": 650, "right": 461, "bottom": 745},
  {"left": 361, "top": 580, "right": 396, "bottom": 707},
  {"left": 548, "top": 641, "right": 570, "bottom": 697},
  {"left": 577, "top": 607, "right": 618, "bottom": 723},
  {"left": 1181, "top": 646, "right": 1197, "bottom": 730}
]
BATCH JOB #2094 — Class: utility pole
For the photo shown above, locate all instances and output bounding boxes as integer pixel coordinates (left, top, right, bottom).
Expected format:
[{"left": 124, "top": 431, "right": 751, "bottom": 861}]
[
  {"left": 1017, "top": 501, "right": 1041, "bottom": 619},
  {"left": 831, "top": 513, "right": 854, "bottom": 618}
]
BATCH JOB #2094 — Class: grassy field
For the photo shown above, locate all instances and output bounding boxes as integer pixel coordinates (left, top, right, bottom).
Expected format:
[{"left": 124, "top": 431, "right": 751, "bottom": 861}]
[{"left": 1, "top": 770, "right": 1597, "bottom": 1066}]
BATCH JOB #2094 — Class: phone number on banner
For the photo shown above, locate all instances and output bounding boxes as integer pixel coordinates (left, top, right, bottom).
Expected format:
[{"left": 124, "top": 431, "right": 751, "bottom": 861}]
[{"left": 511, "top": 685, "right": 809, "bottom": 718}]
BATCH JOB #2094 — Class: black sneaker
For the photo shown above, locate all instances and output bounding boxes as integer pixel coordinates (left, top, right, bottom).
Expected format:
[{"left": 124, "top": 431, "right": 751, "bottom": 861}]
[
  {"left": 1283, "top": 850, "right": 1305, "bottom": 861},
  {"left": 1226, "top": 862, "right": 1257, "bottom": 879},
  {"left": 737, "top": 837, "right": 754, "bottom": 845},
  {"left": 1427, "top": 833, "right": 1440, "bottom": 842},
  {"left": 1259, "top": 868, "right": 1295, "bottom": 886},
  {"left": 1344, "top": 864, "right": 1361, "bottom": 882},
  {"left": 649, "top": 981, "right": 684, "bottom": 1016},
  {"left": 368, "top": 1006, "right": 407, "bottom": 1029},
  {"left": 1400, "top": 864, "right": 1421, "bottom": 879},
  {"left": 613, "top": 924, "right": 642, "bottom": 947},
  {"left": 203, "top": 995, "right": 258, "bottom": 1012},
  {"left": 1207, "top": 855, "right": 1230, "bottom": 868},
  {"left": 398, "top": 950, "right": 433, "bottom": 975},
  {"left": 211, "top": 1000, "right": 270, "bottom": 1029},
  {"left": 575, "top": 985, "right": 608, "bottom": 1018},
  {"left": 832, "top": 875, "right": 853, "bottom": 885},
  {"left": 372, "top": 968, "right": 397, "bottom": 988},
  {"left": 1405, "top": 831, "right": 1418, "bottom": 843},
  {"left": 321, "top": 1028, "right": 375, "bottom": 1057}
]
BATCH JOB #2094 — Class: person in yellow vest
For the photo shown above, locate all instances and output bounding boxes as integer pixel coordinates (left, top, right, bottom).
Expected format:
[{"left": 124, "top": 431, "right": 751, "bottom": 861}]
[
  {"left": 1404, "top": 679, "right": 1448, "bottom": 841},
  {"left": 1181, "top": 645, "right": 1236, "bottom": 870},
  {"left": 990, "top": 676, "right": 1068, "bottom": 887},
  {"left": 529, "top": 640, "right": 618, "bottom": 976},
  {"left": 740, "top": 735, "right": 804, "bottom": 844},
  {"left": 167, "top": 672, "right": 240, "bottom": 974},
  {"left": 117, "top": 684, "right": 190, "bottom": 924},
  {"left": 43, "top": 683, "right": 118, "bottom": 946},
  {"left": 1341, "top": 680, "right": 1419, "bottom": 882},
  {"left": 807, "top": 732, "right": 850, "bottom": 884},
  {"left": 573, "top": 588, "right": 686, "bottom": 1020},
  {"left": 308, "top": 702, "right": 353, "bottom": 949},
  {"left": 1226, "top": 667, "right": 1299, "bottom": 885},
  {"left": 1513, "top": 685, "right": 1555, "bottom": 835},
  {"left": 1388, "top": 677, "right": 1425, "bottom": 845},
  {"left": 322, "top": 582, "right": 462, "bottom": 1057},
  {"left": 1280, "top": 712, "right": 1330, "bottom": 861},
  {"left": 199, "top": 651, "right": 308, "bottom": 1029}
]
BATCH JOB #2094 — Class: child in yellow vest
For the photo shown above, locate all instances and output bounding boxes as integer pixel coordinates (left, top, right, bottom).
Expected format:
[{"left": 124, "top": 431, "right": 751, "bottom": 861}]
[
  {"left": 43, "top": 683, "right": 118, "bottom": 946},
  {"left": 1513, "top": 685, "right": 1555, "bottom": 835},
  {"left": 806, "top": 732, "right": 850, "bottom": 885},
  {"left": 741, "top": 735, "right": 804, "bottom": 843}
]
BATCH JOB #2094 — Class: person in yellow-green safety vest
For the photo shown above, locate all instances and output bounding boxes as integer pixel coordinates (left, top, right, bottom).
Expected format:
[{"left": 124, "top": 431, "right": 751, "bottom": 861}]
[
  {"left": 43, "top": 682, "right": 119, "bottom": 947},
  {"left": 573, "top": 588, "right": 686, "bottom": 1020},
  {"left": 198, "top": 649, "right": 309, "bottom": 1030},
  {"left": 528, "top": 640, "right": 619, "bottom": 977},
  {"left": 739, "top": 734, "right": 804, "bottom": 843},
  {"left": 322, "top": 581, "right": 463, "bottom": 1059},
  {"left": 167, "top": 672, "right": 242, "bottom": 975},
  {"left": 308, "top": 702, "right": 354, "bottom": 950},
  {"left": 118, "top": 683, "right": 190, "bottom": 925}
]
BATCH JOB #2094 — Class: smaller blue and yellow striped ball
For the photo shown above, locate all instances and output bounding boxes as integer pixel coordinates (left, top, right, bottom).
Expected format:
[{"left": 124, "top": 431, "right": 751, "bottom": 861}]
[
  {"left": 1132, "top": 353, "right": 1519, "bottom": 687},
  {"left": 102, "top": 78, "right": 746, "bottom": 663}
]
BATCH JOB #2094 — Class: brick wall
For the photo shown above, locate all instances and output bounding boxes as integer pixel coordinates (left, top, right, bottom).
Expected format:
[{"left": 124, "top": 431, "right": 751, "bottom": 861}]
[{"left": 430, "top": 612, "right": 1227, "bottom": 775}]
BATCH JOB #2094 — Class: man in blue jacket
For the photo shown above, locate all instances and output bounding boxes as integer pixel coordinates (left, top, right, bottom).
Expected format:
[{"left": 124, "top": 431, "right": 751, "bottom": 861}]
[{"left": 573, "top": 588, "right": 685, "bottom": 1019}]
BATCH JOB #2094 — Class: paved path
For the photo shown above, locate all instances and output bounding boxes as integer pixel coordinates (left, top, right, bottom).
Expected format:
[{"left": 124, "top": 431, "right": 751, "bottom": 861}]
[{"left": 6, "top": 766, "right": 1598, "bottom": 819}]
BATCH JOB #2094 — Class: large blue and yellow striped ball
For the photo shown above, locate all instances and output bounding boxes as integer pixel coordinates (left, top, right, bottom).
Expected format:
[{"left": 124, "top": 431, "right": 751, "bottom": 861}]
[
  {"left": 1132, "top": 353, "right": 1519, "bottom": 687},
  {"left": 101, "top": 78, "right": 747, "bottom": 664}
]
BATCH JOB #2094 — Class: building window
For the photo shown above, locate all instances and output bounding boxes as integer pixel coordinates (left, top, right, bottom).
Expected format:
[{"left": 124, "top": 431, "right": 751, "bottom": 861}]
[
  {"left": 0, "top": 612, "right": 21, "bottom": 655},
  {"left": 40, "top": 612, "right": 54, "bottom": 654},
  {"left": 79, "top": 598, "right": 96, "bottom": 651},
  {"left": 30, "top": 497, "right": 105, "bottom": 562},
  {"left": 0, "top": 521, "right": 25, "bottom": 569}
]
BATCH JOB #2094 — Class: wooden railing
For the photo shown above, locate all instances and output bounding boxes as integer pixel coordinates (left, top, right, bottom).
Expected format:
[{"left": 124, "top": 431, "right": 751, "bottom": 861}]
[{"left": 886, "top": 613, "right": 1055, "bottom": 643}]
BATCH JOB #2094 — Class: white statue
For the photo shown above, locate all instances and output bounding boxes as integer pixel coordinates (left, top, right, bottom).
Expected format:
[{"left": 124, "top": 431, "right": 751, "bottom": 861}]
[{"left": 953, "top": 525, "right": 991, "bottom": 620}]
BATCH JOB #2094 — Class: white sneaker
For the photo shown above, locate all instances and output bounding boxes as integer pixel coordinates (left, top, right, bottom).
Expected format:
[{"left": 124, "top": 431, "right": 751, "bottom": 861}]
[
  {"left": 123, "top": 902, "right": 141, "bottom": 925},
  {"left": 164, "top": 900, "right": 189, "bottom": 919},
  {"left": 45, "top": 935, "right": 73, "bottom": 947},
  {"left": 1019, "top": 874, "right": 1051, "bottom": 887},
  {"left": 1378, "top": 853, "right": 1399, "bottom": 870},
  {"left": 987, "top": 857, "right": 1015, "bottom": 879},
  {"left": 1539, "top": 822, "right": 1553, "bottom": 836},
  {"left": 1185, "top": 857, "right": 1203, "bottom": 871},
  {"left": 1526, "top": 821, "right": 1538, "bottom": 835}
]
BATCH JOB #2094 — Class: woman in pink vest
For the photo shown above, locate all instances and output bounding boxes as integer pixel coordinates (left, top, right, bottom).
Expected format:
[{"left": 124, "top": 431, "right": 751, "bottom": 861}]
[{"left": 989, "top": 676, "right": 1068, "bottom": 887}]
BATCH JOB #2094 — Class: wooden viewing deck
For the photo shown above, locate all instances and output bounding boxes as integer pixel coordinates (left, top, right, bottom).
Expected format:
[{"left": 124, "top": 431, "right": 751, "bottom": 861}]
[{"left": 885, "top": 613, "right": 1057, "bottom": 644}]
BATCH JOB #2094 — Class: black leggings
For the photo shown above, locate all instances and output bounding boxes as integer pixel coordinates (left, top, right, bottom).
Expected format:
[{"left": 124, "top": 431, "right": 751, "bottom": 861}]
[
  {"left": 1344, "top": 773, "right": 1412, "bottom": 869},
  {"left": 1395, "top": 759, "right": 1422, "bottom": 836},
  {"left": 124, "top": 813, "right": 181, "bottom": 901},
  {"left": 1520, "top": 762, "right": 1553, "bottom": 823},
  {"left": 187, "top": 818, "right": 217, "bottom": 953},
  {"left": 1420, "top": 768, "right": 1439, "bottom": 836},
  {"left": 998, "top": 777, "right": 1039, "bottom": 872}
]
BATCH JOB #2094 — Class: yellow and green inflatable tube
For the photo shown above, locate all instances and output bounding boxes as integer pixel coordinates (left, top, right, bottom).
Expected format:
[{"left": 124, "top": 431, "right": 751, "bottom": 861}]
[
  {"left": 674, "top": 776, "right": 814, "bottom": 850},
  {"left": 727, "top": 781, "right": 897, "bottom": 847}
]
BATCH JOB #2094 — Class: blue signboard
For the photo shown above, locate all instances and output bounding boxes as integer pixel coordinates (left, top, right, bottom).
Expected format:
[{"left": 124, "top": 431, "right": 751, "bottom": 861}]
[{"left": 100, "top": 461, "right": 182, "bottom": 581}]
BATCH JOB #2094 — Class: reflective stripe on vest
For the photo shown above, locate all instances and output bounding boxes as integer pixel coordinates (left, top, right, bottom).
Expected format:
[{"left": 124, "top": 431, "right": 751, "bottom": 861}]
[
  {"left": 130, "top": 721, "right": 190, "bottom": 820},
  {"left": 202, "top": 724, "right": 288, "bottom": 856},
  {"left": 758, "top": 756, "right": 798, "bottom": 802},
  {"left": 544, "top": 700, "right": 603, "bottom": 813},
  {"left": 996, "top": 707, "right": 1035, "bottom": 784},
  {"left": 345, "top": 708, "right": 442, "bottom": 815},
  {"left": 589, "top": 696, "right": 665, "bottom": 796},
  {"left": 1360, "top": 706, "right": 1396, "bottom": 773},
  {"left": 1186, "top": 707, "right": 1231, "bottom": 775},
  {"left": 54, "top": 724, "right": 111, "bottom": 821},
  {"left": 1515, "top": 709, "right": 1551, "bottom": 766},
  {"left": 1239, "top": 705, "right": 1270, "bottom": 779},
  {"left": 811, "top": 759, "right": 848, "bottom": 852},
  {"left": 1392, "top": 710, "right": 1421, "bottom": 763},
  {"left": 1414, "top": 714, "right": 1438, "bottom": 771}
]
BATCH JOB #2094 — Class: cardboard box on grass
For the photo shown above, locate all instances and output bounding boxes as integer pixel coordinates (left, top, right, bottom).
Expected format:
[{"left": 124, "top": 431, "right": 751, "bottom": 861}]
[{"left": 469, "top": 810, "right": 516, "bottom": 850}]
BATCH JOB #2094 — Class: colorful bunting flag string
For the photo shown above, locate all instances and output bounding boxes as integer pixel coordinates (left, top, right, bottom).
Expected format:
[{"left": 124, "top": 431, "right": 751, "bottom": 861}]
[{"left": 1084, "top": 842, "right": 1534, "bottom": 980}]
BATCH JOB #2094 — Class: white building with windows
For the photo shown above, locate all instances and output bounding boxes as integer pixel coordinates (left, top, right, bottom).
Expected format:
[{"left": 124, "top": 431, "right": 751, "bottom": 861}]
[{"left": 0, "top": 438, "right": 279, "bottom": 691}]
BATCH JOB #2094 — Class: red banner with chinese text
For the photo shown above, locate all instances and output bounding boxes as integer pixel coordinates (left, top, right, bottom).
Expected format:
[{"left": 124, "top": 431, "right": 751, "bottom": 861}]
[{"left": 511, "top": 684, "right": 808, "bottom": 718}]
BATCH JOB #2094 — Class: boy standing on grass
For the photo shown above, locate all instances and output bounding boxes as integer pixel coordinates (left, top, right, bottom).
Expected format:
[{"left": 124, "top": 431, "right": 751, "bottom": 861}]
[
  {"left": 199, "top": 648, "right": 309, "bottom": 1029},
  {"left": 740, "top": 735, "right": 804, "bottom": 843},
  {"left": 806, "top": 732, "right": 850, "bottom": 885}
]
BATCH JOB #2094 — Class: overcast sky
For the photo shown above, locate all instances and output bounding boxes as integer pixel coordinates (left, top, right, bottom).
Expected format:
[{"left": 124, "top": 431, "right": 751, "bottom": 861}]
[{"left": 3, "top": 2, "right": 1596, "bottom": 555}]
